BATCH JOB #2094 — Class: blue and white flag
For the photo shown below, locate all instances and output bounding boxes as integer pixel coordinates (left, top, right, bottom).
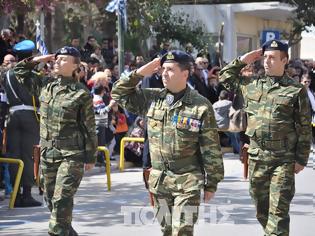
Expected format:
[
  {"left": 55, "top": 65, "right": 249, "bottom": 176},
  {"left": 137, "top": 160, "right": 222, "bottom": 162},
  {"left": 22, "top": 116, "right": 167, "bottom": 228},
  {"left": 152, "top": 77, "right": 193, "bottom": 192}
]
[
  {"left": 35, "top": 20, "right": 48, "bottom": 55},
  {"left": 105, "top": 0, "right": 127, "bottom": 31}
]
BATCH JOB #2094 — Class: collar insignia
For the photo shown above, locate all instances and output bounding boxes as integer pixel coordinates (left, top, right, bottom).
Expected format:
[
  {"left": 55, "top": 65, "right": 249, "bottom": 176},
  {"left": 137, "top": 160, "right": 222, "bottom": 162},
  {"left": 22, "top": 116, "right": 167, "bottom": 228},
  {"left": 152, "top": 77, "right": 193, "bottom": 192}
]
[{"left": 166, "top": 94, "right": 174, "bottom": 105}]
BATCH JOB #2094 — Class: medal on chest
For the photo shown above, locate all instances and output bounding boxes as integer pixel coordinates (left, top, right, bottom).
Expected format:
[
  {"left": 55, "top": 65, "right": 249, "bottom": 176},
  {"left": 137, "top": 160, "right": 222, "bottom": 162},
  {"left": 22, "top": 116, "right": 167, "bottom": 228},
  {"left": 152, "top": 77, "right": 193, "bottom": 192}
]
[{"left": 172, "top": 114, "right": 201, "bottom": 132}]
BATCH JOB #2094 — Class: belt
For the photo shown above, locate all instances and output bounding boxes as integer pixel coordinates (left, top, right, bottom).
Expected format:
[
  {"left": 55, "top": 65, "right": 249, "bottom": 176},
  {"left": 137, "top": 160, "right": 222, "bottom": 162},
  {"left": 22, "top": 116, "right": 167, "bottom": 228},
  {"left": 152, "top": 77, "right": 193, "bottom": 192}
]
[
  {"left": 41, "top": 138, "right": 80, "bottom": 149},
  {"left": 9, "top": 104, "right": 39, "bottom": 113},
  {"left": 152, "top": 156, "right": 200, "bottom": 172},
  {"left": 250, "top": 138, "right": 287, "bottom": 150}
]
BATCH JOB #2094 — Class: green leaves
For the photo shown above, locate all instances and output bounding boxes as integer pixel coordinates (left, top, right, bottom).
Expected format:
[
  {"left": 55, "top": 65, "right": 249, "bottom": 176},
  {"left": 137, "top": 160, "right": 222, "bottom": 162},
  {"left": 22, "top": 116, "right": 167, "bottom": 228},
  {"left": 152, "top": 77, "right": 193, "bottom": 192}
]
[
  {"left": 282, "top": 0, "right": 315, "bottom": 45},
  {"left": 127, "top": 0, "right": 211, "bottom": 51}
]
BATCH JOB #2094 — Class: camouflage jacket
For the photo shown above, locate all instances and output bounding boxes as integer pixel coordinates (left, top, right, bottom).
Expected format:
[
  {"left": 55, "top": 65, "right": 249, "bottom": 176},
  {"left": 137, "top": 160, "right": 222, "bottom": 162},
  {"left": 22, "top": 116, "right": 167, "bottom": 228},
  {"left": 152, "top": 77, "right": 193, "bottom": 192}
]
[
  {"left": 12, "top": 59, "right": 97, "bottom": 163},
  {"left": 112, "top": 71, "right": 224, "bottom": 192},
  {"left": 220, "top": 58, "right": 311, "bottom": 166}
]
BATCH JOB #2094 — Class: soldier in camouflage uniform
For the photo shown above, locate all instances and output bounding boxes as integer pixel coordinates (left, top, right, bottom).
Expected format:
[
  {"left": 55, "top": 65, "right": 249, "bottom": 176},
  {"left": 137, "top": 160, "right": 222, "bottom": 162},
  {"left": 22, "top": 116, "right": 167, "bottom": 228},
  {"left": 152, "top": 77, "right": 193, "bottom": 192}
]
[
  {"left": 112, "top": 50, "right": 224, "bottom": 236},
  {"left": 219, "top": 40, "right": 311, "bottom": 236},
  {"left": 12, "top": 46, "right": 97, "bottom": 236}
]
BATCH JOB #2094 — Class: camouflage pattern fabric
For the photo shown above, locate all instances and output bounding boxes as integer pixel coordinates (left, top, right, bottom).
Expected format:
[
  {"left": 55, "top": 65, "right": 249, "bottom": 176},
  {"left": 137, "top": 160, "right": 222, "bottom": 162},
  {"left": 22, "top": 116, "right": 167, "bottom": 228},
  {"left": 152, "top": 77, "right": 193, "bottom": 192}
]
[
  {"left": 13, "top": 60, "right": 97, "bottom": 163},
  {"left": 249, "top": 159, "right": 295, "bottom": 236},
  {"left": 219, "top": 58, "right": 311, "bottom": 235},
  {"left": 13, "top": 59, "right": 97, "bottom": 235},
  {"left": 38, "top": 76, "right": 97, "bottom": 163},
  {"left": 149, "top": 169, "right": 201, "bottom": 236},
  {"left": 112, "top": 71, "right": 224, "bottom": 235},
  {"left": 219, "top": 59, "right": 311, "bottom": 165},
  {"left": 41, "top": 157, "right": 84, "bottom": 236}
]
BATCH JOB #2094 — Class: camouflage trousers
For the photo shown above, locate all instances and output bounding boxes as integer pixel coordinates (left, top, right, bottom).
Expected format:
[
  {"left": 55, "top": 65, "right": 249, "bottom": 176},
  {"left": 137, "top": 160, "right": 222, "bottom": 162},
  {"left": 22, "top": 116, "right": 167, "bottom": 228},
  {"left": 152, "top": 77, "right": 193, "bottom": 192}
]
[
  {"left": 248, "top": 159, "right": 295, "bottom": 236},
  {"left": 149, "top": 170, "right": 201, "bottom": 236},
  {"left": 41, "top": 157, "right": 84, "bottom": 236}
]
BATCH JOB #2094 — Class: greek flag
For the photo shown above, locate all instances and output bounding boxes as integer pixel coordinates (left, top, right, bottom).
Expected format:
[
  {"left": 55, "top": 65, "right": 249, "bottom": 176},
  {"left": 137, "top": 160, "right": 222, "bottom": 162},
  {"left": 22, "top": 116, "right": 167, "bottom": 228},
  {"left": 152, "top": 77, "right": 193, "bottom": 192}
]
[
  {"left": 35, "top": 20, "right": 48, "bottom": 55},
  {"left": 105, "top": 0, "right": 127, "bottom": 31}
]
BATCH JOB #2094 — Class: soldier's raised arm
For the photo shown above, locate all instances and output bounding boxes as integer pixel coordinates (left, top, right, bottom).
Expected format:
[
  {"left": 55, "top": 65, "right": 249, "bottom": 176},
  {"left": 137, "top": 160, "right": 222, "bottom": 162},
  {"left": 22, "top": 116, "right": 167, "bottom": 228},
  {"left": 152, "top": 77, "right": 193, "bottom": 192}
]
[
  {"left": 9, "top": 54, "right": 55, "bottom": 93},
  {"left": 111, "top": 58, "right": 161, "bottom": 116},
  {"left": 219, "top": 49, "right": 262, "bottom": 92},
  {"left": 14, "top": 54, "right": 55, "bottom": 78}
]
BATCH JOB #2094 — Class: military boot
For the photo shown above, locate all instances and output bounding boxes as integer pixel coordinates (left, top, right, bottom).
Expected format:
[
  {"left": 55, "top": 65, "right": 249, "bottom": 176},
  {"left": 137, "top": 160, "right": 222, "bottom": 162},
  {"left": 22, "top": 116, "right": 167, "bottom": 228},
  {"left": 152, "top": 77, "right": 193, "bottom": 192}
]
[
  {"left": 20, "top": 186, "right": 42, "bottom": 207},
  {"left": 14, "top": 192, "right": 23, "bottom": 207}
]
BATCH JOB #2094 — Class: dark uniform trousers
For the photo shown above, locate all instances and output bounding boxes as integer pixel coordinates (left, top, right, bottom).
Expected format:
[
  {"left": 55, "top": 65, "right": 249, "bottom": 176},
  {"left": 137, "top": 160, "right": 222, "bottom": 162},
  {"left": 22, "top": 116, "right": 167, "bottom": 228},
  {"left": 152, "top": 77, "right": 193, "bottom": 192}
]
[{"left": 8, "top": 110, "right": 39, "bottom": 188}]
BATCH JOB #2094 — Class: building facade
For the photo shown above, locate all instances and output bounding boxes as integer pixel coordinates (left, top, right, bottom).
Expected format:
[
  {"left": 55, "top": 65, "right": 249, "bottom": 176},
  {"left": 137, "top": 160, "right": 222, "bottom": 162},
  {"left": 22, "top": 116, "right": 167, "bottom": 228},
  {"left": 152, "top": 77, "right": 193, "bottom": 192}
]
[{"left": 172, "top": 2, "right": 297, "bottom": 62}]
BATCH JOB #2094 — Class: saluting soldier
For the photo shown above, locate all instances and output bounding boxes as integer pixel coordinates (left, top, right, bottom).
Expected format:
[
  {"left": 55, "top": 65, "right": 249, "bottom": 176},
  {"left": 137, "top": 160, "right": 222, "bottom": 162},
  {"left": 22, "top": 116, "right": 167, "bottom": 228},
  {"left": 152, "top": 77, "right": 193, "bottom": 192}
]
[
  {"left": 1, "top": 40, "right": 42, "bottom": 207},
  {"left": 112, "top": 50, "right": 224, "bottom": 236},
  {"left": 219, "top": 40, "right": 312, "bottom": 236},
  {"left": 12, "top": 46, "right": 97, "bottom": 236}
]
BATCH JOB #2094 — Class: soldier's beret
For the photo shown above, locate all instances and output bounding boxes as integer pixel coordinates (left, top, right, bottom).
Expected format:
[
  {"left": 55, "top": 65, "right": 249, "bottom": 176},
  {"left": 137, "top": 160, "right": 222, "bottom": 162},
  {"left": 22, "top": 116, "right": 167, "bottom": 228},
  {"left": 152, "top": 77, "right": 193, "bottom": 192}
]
[
  {"left": 13, "top": 40, "right": 35, "bottom": 53},
  {"left": 55, "top": 46, "right": 81, "bottom": 59},
  {"left": 262, "top": 39, "right": 288, "bottom": 54},
  {"left": 160, "top": 50, "right": 193, "bottom": 66}
]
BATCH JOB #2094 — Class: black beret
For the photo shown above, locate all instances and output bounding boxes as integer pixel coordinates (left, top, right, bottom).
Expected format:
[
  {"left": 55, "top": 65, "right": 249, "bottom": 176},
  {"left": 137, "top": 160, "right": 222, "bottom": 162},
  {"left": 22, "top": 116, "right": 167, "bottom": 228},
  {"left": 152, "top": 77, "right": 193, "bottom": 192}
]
[
  {"left": 55, "top": 46, "right": 81, "bottom": 59},
  {"left": 262, "top": 40, "right": 288, "bottom": 54},
  {"left": 160, "top": 50, "right": 193, "bottom": 66}
]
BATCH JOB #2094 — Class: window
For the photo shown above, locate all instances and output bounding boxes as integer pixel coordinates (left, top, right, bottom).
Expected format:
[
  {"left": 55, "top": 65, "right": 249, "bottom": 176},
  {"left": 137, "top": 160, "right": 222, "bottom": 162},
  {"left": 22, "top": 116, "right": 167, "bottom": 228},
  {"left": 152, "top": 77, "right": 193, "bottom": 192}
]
[{"left": 237, "top": 36, "right": 253, "bottom": 56}]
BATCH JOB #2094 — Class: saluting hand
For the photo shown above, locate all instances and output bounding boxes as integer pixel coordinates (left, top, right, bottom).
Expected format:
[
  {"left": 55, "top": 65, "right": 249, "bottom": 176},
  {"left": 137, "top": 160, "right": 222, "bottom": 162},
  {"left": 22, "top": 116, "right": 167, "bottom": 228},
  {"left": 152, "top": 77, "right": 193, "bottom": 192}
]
[
  {"left": 136, "top": 58, "right": 161, "bottom": 77},
  {"left": 240, "top": 49, "right": 263, "bottom": 65},
  {"left": 32, "top": 54, "right": 55, "bottom": 63}
]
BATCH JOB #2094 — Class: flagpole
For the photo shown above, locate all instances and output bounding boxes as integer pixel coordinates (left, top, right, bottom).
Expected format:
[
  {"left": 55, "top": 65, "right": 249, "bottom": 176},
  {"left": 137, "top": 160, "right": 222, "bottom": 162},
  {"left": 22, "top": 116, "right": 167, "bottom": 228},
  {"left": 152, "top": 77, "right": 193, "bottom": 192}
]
[
  {"left": 117, "top": 11, "right": 124, "bottom": 76},
  {"left": 105, "top": 0, "right": 126, "bottom": 76}
]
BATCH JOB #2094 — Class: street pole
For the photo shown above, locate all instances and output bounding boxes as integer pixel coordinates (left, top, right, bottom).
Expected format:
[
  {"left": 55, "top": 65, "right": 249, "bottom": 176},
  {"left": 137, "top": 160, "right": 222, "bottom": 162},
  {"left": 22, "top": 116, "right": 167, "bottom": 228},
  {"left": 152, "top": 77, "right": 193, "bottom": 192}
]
[
  {"left": 117, "top": 11, "right": 125, "bottom": 77},
  {"left": 218, "top": 22, "right": 224, "bottom": 68}
]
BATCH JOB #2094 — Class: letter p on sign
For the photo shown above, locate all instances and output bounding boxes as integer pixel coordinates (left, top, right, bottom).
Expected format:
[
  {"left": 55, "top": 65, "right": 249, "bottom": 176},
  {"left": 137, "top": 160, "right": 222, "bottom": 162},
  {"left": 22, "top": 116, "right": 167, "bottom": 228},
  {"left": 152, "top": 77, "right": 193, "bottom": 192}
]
[
  {"left": 261, "top": 30, "right": 280, "bottom": 44},
  {"left": 266, "top": 32, "right": 276, "bottom": 41}
]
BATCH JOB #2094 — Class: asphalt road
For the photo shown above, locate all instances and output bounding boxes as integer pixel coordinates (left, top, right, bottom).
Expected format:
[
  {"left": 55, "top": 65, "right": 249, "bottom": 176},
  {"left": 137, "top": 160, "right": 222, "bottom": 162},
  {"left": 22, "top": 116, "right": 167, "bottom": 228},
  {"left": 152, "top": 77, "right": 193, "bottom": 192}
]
[{"left": 0, "top": 150, "right": 314, "bottom": 236}]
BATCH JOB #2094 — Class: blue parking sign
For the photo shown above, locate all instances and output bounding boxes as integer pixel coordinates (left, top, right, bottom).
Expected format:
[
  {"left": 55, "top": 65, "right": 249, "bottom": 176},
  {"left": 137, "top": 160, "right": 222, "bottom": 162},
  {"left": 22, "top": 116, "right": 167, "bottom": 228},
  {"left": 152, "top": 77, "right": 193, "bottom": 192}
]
[{"left": 261, "top": 30, "right": 280, "bottom": 44}]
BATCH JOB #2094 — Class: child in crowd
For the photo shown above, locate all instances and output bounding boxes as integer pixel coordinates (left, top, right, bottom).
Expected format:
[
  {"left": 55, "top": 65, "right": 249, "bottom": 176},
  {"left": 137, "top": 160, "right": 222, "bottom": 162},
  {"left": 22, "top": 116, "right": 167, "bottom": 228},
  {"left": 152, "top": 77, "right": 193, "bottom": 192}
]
[
  {"left": 112, "top": 104, "right": 128, "bottom": 155},
  {"left": 93, "top": 84, "right": 116, "bottom": 165}
]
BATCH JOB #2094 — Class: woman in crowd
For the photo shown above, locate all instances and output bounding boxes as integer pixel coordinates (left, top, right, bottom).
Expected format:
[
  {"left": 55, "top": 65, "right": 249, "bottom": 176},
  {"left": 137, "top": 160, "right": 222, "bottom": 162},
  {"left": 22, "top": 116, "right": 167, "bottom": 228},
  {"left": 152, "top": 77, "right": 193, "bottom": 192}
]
[{"left": 124, "top": 117, "right": 145, "bottom": 166}]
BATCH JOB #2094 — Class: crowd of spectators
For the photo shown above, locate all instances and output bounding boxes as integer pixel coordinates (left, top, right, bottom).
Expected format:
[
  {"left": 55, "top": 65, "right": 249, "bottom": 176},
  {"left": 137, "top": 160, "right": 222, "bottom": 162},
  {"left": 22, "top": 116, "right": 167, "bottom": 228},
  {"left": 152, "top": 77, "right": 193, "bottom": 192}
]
[{"left": 0, "top": 27, "right": 314, "bottom": 200}]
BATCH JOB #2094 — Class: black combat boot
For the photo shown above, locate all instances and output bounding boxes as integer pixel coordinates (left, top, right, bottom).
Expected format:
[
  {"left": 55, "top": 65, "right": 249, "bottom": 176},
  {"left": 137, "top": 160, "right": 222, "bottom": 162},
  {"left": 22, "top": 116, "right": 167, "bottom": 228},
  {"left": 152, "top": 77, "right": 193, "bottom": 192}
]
[
  {"left": 20, "top": 186, "right": 42, "bottom": 207},
  {"left": 14, "top": 192, "right": 23, "bottom": 207}
]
